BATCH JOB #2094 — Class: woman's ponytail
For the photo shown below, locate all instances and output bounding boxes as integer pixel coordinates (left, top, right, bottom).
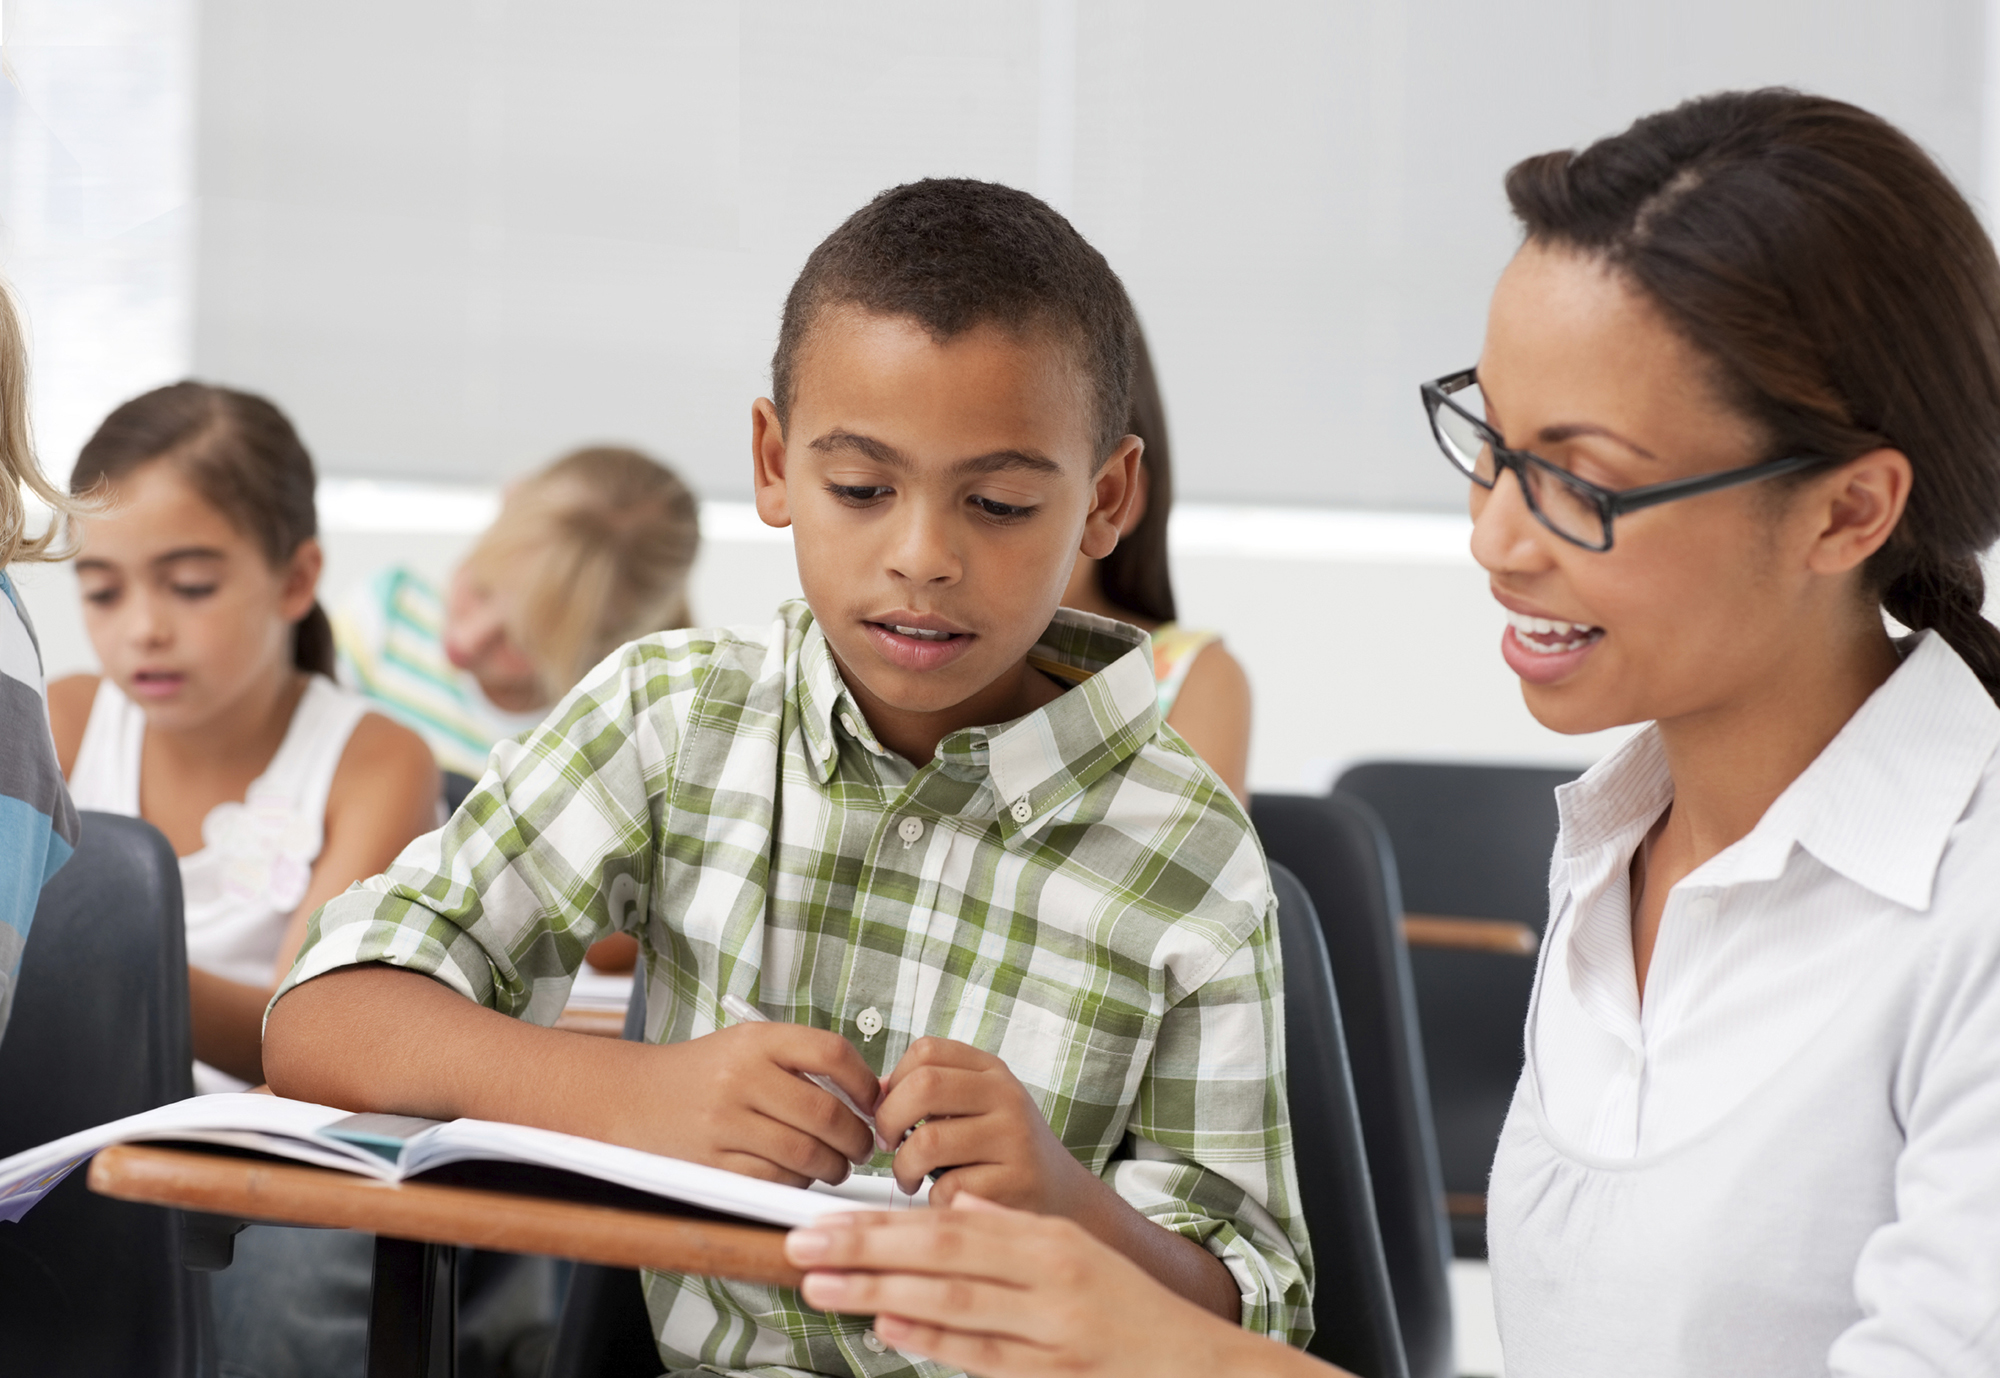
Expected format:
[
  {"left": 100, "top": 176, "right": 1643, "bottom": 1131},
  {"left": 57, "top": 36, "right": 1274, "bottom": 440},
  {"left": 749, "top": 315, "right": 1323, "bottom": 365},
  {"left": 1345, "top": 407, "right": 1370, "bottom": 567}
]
[
  {"left": 1883, "top": 557, "right": 2000, "bottom": 698},
  {"left": 294, "top": 600, "right": 337, "bottom": 678}
]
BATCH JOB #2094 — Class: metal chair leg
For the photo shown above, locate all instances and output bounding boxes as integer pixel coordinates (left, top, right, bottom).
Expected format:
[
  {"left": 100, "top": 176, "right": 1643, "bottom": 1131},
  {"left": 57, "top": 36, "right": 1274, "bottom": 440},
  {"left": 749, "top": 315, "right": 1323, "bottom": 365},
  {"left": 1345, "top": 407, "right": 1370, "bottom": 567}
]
[{"left": 367, "top": 1236, "right": 458, "bottom": 1378}]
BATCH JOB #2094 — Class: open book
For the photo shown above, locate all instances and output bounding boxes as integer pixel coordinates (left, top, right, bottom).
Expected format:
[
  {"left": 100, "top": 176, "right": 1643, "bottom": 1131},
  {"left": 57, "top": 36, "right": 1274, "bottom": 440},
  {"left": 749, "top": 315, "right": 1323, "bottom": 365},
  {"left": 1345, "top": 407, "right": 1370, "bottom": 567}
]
[{"left": 0, "top": 1093, "right": 927, "bottom": 1226}]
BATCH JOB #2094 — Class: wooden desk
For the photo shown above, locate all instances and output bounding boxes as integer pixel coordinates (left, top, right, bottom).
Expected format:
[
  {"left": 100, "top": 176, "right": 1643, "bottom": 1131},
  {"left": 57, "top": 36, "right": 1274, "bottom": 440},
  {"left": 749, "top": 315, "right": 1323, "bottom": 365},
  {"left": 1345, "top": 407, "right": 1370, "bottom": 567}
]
[{"left": 88, "top": 1143, "right": 800, "bottom": 1378}]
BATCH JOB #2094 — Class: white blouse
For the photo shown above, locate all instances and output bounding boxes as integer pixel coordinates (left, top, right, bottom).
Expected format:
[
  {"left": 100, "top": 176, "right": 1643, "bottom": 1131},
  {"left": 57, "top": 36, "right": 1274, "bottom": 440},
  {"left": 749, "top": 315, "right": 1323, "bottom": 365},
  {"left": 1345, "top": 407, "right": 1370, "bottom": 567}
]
[
  {"left": 68, "top": 674, "right": 368, "bottom": 1093},
  {"left": 1490, "top": 631, "right": 2000, "bottom": 1377}
]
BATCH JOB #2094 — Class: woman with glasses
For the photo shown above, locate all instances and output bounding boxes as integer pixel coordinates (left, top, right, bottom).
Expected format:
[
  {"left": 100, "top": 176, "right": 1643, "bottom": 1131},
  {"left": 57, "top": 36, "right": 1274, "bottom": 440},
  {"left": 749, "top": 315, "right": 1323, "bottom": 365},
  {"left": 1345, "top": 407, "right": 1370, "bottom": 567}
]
[{"left": 768, "top": 88, "right": 2000, "bottom": 1378}]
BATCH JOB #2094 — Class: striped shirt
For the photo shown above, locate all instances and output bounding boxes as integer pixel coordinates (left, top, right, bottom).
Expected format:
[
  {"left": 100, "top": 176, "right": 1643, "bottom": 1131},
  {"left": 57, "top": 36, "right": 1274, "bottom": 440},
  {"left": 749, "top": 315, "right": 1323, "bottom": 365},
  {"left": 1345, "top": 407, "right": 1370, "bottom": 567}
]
[
  {"left": 283, "top": 599, "right": 1310, "bottom": 1376},
  {"left": 0, "top": 572, "right": 79, "bottom": 1043},
  {"left": 334, "top": 567, "right": 541, "bottom": 778}
]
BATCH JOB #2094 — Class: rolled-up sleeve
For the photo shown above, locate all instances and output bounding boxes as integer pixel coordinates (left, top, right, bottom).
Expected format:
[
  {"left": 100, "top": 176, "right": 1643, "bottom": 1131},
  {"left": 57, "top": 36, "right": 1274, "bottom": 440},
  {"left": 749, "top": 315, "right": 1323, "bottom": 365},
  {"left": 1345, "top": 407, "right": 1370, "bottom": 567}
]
[
  {"left": 273, "top": 637, "right": 693, "bottom": 1026},
  {"left": 1108, "top": 897, "right": 1314, "bottom": 1346}
]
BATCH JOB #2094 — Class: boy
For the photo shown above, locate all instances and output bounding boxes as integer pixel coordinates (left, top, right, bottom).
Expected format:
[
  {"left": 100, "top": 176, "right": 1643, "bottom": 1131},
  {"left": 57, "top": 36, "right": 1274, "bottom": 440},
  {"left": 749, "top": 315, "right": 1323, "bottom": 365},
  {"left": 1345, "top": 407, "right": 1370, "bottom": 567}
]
[{"left": 266, "top": 179, "right": 1311, "bottom": 1376}]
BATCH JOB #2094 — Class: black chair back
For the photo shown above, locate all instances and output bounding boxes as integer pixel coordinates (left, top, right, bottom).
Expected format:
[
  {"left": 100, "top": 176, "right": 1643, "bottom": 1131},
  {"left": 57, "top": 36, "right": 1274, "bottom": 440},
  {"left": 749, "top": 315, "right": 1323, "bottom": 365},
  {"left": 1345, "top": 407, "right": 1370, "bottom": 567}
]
[
  {"left": 0, "top": 811, "right": 214, "bottom": 1376},
  {"left": 1256, "top": 796, "right": 1454, "bottom": 1378},
  {"left": 544, "top": 979, "right": 660, "bottom": 1378},
  {"left": 1270, "top": 860, "right": 1410, "bottom": 1378},
  {"left": 442, "top": 770, "right": 478, "bottom": 815},
  {"left": 1335, "top": 760, "right": 1579, "bottom": 1260}
]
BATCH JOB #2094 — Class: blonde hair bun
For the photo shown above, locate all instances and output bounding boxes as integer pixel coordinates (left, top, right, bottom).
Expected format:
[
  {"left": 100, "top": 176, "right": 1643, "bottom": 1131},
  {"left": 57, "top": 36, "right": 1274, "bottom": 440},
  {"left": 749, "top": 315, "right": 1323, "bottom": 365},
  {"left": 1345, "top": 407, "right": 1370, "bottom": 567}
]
[{"left": 462, "top": 446, "right": 700, "bottom": 700}]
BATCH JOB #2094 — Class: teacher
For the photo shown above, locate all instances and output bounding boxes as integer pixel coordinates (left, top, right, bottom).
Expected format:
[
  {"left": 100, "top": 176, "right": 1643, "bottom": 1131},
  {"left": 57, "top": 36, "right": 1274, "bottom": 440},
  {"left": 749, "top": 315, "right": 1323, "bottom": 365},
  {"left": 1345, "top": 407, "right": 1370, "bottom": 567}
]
[{"left": 782, "top": 87, "right": 2000, "bottom": 1378}]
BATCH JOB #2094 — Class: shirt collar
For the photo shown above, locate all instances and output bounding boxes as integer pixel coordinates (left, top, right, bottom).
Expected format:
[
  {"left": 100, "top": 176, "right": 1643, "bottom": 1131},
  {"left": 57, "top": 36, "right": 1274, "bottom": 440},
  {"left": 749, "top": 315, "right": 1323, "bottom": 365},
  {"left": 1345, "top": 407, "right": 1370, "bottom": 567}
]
[
  {"left": 1556, "top": 630, "right": 2000, "bottom": 914},
  {"left": 1702, "top": 632, "right": 2000, "bottom": 910},
  {"left": 792, "top": 601, "right": 1159, "bottom": 832}
]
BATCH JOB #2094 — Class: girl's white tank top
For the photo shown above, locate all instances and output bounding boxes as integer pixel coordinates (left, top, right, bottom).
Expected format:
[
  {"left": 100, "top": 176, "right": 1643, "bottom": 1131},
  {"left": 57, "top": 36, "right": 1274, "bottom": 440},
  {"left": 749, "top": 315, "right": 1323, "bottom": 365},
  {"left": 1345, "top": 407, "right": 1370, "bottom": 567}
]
[{"left": 69, "top": 674, "right": 369, "bottom": 1093}]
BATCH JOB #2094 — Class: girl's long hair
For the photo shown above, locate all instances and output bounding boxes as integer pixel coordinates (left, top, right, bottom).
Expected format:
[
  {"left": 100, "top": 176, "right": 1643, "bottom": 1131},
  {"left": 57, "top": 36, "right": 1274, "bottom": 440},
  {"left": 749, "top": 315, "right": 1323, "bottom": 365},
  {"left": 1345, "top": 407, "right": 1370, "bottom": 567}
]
[
  {"left": 71, "top": 383, "right": 335, "bottom": 677},
  {"left": 0, "top": 277, "right": 82, "bottom": 566},
  {"left": 1506, "top": 88, "right": 2000, "bottom": 700}
]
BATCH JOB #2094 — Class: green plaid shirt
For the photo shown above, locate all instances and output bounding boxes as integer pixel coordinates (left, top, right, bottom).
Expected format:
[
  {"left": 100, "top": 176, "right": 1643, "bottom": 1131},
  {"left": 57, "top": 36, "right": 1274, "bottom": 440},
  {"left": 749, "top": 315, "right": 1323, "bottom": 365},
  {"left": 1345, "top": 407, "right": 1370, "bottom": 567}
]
[{"left": 283, "top": 600, "right": 1311, "bottom": 1376}]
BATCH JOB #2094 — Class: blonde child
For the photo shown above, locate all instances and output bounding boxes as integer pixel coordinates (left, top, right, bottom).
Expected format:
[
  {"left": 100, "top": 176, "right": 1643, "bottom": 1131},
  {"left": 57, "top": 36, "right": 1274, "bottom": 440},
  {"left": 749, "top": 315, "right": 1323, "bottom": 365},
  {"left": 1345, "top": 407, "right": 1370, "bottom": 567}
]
[
  {"left": 1059, "top": 327, "right": 1253, "bottom": 800},
  {"left": 48, "top": 381, "right": 438, "bottom": 1092},
  {"left": 0, "top": 275, "right": 80, "bottom": 1048},
  {"left": 335, "top": 445, "right": 700, "bottom": 780}
]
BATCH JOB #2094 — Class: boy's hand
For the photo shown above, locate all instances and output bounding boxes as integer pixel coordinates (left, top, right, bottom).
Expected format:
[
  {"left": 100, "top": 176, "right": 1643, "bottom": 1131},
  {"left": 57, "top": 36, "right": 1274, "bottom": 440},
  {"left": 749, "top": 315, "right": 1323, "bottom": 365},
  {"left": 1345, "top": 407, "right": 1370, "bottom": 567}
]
[
  {"left": 875, "top": 1037, "right": 1099, "bottom": 1215},
  {"left": 630, "top": 1024, "right": 882, "bottom": 1188}
]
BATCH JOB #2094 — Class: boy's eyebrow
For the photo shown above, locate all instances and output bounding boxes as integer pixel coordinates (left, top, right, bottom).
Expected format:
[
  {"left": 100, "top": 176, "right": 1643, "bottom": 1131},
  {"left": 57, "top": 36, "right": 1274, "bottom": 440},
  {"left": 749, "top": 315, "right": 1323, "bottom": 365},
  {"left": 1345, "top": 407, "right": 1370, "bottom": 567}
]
[{"left": 810, "top": 428, "right": 1063, "bottom": 477}]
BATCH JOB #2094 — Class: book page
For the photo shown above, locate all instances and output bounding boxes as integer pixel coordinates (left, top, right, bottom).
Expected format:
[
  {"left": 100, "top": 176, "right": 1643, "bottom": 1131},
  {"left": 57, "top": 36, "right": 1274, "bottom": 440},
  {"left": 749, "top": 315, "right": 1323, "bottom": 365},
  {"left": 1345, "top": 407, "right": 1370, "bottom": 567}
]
[
  {"left": 0, "top": 1094, "right": 389, "bottom": 1222},
  {"left": 399, "top": 1118, "right": 929, "bottom": 1227}
]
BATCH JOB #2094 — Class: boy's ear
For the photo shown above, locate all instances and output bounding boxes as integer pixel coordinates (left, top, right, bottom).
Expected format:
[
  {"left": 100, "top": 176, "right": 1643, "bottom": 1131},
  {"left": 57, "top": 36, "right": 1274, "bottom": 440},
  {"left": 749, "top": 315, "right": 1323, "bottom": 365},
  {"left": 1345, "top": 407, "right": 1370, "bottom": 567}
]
[
  {"left": 1079, "top": 436, "right": 1144, "bottom": 561},
  {"left": 281, "top": 537, "right": 323, "bottom": 622},
  {"left": 751, "top": 398, "right": 794, "bottom": 529}
]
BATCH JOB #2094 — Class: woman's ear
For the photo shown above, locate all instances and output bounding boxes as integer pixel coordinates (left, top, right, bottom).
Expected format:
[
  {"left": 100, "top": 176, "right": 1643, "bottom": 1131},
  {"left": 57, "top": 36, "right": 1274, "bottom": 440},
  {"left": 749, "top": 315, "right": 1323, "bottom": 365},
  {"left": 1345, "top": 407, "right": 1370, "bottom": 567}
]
[
  {"left": 1806, "top": 448, "right": 1912, "bottom": 576},
  {"left": 1080, "top": 437, "right": 1144, "bottom": 560},
  {"left": 281, "top": 537, "right": 324, "bottom": 622}
]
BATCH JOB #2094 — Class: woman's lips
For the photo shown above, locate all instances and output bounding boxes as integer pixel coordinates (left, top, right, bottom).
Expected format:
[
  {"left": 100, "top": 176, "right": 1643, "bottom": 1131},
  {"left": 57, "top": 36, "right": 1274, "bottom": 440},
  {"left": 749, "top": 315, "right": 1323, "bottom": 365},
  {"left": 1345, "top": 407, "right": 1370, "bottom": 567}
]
[
  {"left": 863, "top": 621, "right": 977, "bottom": 673},
  {"left": 1498, "top": 610, "right": 1605, "bottom": 686}
]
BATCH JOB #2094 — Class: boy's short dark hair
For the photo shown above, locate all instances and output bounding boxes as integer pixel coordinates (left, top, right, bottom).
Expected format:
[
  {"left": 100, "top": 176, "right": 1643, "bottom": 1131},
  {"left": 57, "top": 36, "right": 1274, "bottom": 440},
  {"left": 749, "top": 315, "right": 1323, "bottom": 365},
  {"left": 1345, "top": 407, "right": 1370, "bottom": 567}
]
[{"left": 772, "top": 178, "right": 1138, "bottom": 461}]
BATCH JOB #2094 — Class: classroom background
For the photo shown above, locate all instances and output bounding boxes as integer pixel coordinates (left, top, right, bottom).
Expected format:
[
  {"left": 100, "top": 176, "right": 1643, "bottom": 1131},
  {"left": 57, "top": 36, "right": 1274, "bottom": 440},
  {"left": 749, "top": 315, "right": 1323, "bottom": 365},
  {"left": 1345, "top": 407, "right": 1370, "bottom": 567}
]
[
  {"left": 9, "top": 6, "right": 2000, "bottom": 1375},
  {"left": 8, "top": 0, "right": 1998, "bottom": 797}
]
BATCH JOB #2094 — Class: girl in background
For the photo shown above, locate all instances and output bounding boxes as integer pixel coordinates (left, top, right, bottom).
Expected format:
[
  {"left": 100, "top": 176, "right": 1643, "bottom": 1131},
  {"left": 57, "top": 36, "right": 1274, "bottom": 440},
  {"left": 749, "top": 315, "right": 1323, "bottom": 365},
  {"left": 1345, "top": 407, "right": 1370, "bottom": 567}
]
[
  {"left": 49, "top": 382, "right": 437, "bottom": 1092},
  {"left": 1061, "top": 328, "right": 1253, "bottom": 800},
  {"left": 335, "top": 444, "right": 700, "bottom": 779},
  {"left": 0, "top": 275, "right": 79, "bottom": 1049}
]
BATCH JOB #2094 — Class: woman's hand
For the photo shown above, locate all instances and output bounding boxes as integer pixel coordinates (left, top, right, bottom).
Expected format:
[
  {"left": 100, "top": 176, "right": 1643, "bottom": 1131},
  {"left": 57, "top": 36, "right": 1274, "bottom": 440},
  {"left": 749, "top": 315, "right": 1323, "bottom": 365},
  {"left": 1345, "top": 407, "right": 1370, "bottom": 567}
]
[{"left": 784, "top": 1193, "right": 1343, "bottom": 1378}]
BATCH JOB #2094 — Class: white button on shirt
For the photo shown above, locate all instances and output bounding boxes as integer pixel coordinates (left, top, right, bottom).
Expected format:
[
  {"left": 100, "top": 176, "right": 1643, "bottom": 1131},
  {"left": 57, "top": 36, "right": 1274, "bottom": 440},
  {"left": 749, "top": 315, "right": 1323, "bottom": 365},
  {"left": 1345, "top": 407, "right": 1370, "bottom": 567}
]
[{"left": 1490, "top": 633, "right": 2000, "bottom": 1376}]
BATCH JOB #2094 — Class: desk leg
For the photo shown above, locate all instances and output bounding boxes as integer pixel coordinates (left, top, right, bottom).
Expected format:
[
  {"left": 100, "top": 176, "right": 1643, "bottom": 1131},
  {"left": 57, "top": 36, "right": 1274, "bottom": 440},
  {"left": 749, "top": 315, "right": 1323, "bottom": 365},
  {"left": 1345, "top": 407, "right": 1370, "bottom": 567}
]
[{"left": 367, "top": 1236, "right": 459, "bottom": 1378}]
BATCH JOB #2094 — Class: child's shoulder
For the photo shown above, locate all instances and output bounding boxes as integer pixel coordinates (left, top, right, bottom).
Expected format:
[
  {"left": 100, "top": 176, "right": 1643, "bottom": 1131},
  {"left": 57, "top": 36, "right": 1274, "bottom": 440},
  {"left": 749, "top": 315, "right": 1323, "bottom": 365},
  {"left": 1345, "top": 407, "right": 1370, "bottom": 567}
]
[
  {"left": 1070, "top": 728, "right": 1273, "bottom": 944},
  {"left": 573, "top": 602, "right": 814, "bottom": 727}
]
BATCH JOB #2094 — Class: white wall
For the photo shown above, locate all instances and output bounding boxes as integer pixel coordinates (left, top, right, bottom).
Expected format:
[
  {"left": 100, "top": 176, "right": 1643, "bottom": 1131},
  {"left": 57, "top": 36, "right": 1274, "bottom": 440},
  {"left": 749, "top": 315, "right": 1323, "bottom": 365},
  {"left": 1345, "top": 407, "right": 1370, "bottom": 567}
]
[
  {"left": 190, "top": 0, "right": 1986, "bottom": 509},
  {"left": 0, "top": 0, "right": 194, "bottom": 478},
  {"left": 7, "top": 1, "right": 2000, "bottom": 794}
]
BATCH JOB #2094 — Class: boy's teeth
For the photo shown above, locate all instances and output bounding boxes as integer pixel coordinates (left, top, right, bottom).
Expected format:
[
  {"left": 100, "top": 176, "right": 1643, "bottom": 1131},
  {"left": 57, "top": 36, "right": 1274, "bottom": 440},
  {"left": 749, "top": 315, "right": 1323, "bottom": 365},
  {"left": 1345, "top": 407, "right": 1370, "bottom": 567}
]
[
  {"left": 1505, "top": 610, "right": 1602, "bottom": 654},
  {"left": 893, "top": 625, "right": 952, "bottom": 641}
]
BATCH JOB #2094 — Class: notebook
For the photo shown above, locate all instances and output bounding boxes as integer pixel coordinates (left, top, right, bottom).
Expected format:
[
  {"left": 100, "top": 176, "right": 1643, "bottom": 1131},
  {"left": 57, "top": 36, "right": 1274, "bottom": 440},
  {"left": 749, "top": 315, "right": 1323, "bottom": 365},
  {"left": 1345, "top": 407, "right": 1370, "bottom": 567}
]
[{"left": 0, "top": 1092, "right": 926, "bottom": 1225}]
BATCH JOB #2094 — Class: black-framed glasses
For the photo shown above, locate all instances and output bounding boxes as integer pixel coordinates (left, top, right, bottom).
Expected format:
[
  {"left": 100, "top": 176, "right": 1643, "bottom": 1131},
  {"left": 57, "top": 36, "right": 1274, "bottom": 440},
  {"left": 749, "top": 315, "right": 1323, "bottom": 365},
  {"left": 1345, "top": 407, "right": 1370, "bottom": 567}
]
[{"left": 1421, "top": 368, "right": 1836, "bottom": 551}]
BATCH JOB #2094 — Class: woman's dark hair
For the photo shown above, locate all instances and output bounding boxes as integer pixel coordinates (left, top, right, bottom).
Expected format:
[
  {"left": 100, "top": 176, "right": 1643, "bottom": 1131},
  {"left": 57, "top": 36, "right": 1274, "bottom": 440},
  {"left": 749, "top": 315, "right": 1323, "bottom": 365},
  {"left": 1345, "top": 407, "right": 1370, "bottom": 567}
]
[
  {"left": 1097, "top": 326, "right": 1177, "bottom": 624},
  {"left": 1506, "top": 88, "right": 2000, "bottom": 700},
  {"left": 71, "top": 382, "right": 334, "bottom": 677}
]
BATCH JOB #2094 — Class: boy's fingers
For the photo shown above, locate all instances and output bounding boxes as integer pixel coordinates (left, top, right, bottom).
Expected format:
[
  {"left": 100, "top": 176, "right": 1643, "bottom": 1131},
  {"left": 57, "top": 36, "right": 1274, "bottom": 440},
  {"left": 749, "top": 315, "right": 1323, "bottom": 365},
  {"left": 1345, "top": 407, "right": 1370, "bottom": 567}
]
[
  {"left": 891, "top": 1114, "right": 1000, "bottom": 1194},
  {"left": 880, "top": 1036, "right": 994, "bottom": 1097},
  {"left": 771, "top": 1026, "right": 883, "bottom": 1118},
  {"left": 743, "top": 1110, "right": 856, "bottom": 1186},
  {"left": 874, "top": 1066, "right": 1005, "bottom": 1144},
  {"left": 756, "top": 1070, "right": 876, "bottom": 1166},
  {"left": 716, "top": 1150, "right": 811, "bottom": 1190}
]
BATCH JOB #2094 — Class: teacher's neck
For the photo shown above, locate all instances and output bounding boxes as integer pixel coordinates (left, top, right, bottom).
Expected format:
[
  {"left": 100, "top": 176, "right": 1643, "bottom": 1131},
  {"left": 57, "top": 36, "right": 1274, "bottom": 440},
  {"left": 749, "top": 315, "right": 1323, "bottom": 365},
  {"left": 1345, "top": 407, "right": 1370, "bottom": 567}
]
[{"left": 1653, "top": 614, "right": 1902, "bottom": 867}]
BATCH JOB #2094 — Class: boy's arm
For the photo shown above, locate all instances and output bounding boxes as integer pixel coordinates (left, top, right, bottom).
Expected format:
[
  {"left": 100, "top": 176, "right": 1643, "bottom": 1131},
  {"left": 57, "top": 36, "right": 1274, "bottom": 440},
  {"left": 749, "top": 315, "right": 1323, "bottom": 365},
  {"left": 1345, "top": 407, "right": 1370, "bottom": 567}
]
[
  {"left": 1105, "top": 899, "right": 1312, "bottom": 1344},
  {"left": 265, "top": 964, "right": 877, "bottom": 1182},
  {"left": 263, "top": 639, "right": 879, "bottom": 1183}
]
